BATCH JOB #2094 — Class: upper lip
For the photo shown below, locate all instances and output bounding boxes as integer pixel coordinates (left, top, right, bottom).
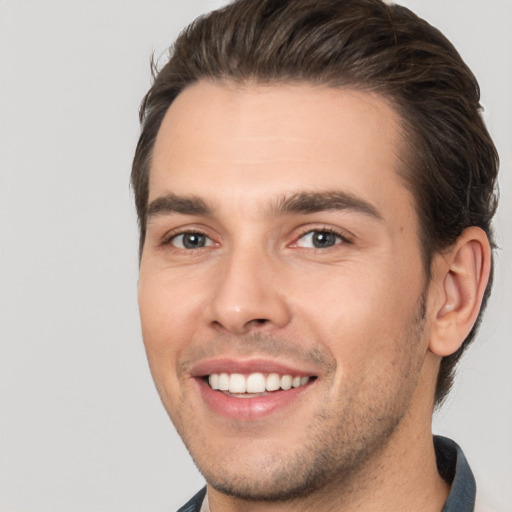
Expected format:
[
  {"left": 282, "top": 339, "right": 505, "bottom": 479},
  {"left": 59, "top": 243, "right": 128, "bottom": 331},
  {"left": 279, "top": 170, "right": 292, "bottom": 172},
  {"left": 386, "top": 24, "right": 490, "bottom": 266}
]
[{"left": 190, "top": 357, "right": 319, "bottom": 378}]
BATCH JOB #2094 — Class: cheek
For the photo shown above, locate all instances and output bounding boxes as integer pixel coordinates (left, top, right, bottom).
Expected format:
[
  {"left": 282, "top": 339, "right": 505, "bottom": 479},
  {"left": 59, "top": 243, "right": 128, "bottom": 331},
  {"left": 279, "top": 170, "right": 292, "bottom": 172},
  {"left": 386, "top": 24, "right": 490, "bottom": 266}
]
[
  {"left": 289, "top": 262, "right": 424, "bottom": 372},
  {"left": 137, "top": 272, "right": 204, "bottom": 378}
]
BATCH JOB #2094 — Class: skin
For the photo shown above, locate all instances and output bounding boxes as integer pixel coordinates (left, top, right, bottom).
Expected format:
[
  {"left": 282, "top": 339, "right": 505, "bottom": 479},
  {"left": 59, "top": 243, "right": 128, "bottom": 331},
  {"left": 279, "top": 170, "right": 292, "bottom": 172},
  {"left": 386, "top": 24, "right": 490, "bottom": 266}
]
[{"left": 138, "top": 81, "right": 490, "bottom": 511}]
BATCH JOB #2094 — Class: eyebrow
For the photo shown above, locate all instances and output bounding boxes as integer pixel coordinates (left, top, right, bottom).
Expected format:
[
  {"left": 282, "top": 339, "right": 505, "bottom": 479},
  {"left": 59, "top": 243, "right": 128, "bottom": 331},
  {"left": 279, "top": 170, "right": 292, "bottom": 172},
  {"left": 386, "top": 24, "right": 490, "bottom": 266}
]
[
  {"left": 275, "top": 191, "right": 383, "bottom": 220},
  {"left": 146, "top": 190, "right": 383, "bottom": 221},
  {"left": 147, "top": 193, "right": 212, "bottom": 219}
]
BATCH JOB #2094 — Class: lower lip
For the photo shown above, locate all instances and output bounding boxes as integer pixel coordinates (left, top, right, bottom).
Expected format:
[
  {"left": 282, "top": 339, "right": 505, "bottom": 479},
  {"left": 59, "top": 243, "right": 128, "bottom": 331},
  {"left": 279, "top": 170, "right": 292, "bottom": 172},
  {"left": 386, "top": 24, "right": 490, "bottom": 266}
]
[{"left": 196, "top": 378, "right": 314, "bottom": 421}]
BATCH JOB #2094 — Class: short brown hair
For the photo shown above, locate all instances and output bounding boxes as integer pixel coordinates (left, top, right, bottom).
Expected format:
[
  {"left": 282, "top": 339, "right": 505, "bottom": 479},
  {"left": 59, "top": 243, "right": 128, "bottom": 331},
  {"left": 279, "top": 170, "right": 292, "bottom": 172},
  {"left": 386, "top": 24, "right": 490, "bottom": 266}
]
[{"left": 132, "top": 0, "right": 499, "bottom": 405}]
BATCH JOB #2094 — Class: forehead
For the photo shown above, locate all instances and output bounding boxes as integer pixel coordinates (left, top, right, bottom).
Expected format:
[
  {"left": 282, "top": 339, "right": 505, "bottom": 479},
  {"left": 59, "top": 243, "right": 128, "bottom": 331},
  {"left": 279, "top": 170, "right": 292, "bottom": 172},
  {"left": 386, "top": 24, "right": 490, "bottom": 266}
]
[{"left": 150, "top": 81, "right": 412, "bottom": 219}]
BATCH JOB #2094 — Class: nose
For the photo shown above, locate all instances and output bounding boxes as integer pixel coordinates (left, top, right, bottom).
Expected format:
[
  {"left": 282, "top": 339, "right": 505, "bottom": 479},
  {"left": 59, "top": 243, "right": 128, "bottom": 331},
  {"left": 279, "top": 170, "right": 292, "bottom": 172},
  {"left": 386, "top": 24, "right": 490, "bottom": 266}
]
[{"left": 206, "top": 246, "right": 292, "bottom": 335}]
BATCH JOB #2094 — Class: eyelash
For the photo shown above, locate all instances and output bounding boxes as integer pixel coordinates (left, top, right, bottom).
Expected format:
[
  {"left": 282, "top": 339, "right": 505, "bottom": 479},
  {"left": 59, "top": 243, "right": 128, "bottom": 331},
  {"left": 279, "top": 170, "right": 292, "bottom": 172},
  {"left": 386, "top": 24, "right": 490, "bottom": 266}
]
[
  {"left": 161, "top": 226, "right": 353, "bottom": 251},
  {"left": 162, "top": 229, "right": 212, "bottom": 248},
  {"left": 292, "top": 226, "right": 352, "bottom": 248}
]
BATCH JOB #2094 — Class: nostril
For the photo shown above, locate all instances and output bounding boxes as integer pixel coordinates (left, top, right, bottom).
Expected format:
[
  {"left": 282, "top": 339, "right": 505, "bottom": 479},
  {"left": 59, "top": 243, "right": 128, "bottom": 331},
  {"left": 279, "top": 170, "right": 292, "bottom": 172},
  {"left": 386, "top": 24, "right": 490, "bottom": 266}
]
[{"left": 242, "top": 318, "right": 270, "bottom": 331}]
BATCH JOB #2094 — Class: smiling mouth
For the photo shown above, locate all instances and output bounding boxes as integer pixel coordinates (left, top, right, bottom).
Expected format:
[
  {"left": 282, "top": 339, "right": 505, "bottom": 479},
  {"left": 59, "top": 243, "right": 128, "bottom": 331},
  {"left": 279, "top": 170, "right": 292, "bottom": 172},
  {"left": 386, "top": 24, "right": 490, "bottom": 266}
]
[{"left": 205, "top": 372, "right": 315, "bottom": 397}]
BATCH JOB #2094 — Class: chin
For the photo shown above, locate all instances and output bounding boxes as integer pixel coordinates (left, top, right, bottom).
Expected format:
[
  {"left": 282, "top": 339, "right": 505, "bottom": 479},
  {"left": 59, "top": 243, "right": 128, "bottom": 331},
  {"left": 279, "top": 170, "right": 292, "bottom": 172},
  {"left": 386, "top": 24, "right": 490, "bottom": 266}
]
[
  {"left": 197, "top": 449, "right": 344, "bottom": 502},
  {"left": 179, "top": 401, "right": 403, "bottom": 503}
]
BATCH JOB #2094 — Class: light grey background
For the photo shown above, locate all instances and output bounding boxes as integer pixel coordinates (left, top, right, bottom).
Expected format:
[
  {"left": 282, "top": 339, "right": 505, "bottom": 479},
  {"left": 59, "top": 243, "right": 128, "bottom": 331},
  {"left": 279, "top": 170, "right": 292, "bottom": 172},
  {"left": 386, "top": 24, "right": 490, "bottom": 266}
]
[{"left": 0, "top": 1, "right": 510, "bottom": 511}]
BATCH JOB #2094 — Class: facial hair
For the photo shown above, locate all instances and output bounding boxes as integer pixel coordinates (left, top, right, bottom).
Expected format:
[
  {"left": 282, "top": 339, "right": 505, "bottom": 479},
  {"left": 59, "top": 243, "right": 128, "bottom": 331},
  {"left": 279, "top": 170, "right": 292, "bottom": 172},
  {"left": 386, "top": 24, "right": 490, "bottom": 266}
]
[{"left": 167, "top": 291, "right": 428, "bottom": 503}]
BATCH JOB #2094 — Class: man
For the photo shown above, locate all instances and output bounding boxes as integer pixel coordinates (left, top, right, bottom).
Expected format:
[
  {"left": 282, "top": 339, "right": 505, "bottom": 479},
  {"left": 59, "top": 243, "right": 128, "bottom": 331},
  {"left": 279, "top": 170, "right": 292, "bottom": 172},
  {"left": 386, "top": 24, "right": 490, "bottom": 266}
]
[{"left": 131, "top": 0, "right": 499, "bottom": 510}]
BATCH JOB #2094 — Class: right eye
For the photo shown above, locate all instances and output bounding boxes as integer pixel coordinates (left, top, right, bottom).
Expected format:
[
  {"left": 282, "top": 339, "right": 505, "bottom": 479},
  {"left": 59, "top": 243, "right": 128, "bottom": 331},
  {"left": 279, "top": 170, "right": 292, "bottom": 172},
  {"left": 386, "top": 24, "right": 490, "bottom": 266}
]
[{"left": 169, "top": 232, "right": 214, "bottom": 249}]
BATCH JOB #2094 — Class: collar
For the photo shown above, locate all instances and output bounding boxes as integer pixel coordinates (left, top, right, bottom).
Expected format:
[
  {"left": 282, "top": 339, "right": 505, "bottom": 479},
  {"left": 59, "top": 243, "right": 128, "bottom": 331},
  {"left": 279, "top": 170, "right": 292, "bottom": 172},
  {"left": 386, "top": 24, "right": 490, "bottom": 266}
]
[{"left": 435, "top": 435, "right": 476, "bottom": 511}]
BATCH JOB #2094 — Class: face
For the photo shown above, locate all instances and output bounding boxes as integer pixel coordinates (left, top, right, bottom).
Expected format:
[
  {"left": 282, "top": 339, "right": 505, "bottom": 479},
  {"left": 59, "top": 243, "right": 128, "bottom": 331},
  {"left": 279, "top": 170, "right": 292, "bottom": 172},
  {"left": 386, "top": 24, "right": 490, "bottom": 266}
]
[{"left": 138, "top": 82, "right": 433, "bottom": 500}]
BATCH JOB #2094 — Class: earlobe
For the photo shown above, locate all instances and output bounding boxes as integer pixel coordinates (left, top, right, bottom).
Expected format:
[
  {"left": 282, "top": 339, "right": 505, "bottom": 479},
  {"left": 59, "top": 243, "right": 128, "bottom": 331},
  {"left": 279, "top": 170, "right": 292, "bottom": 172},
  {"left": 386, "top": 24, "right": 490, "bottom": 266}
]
[{"left": 429, "top": 227, "right": 491, "bottom": 357}]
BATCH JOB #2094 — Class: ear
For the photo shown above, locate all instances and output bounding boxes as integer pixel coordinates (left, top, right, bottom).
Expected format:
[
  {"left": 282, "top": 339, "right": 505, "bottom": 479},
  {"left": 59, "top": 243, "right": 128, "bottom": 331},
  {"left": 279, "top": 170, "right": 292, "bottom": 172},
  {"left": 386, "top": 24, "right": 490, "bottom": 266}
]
[{"left": 428, "top": 227, "right": 492, "bottom": 357}]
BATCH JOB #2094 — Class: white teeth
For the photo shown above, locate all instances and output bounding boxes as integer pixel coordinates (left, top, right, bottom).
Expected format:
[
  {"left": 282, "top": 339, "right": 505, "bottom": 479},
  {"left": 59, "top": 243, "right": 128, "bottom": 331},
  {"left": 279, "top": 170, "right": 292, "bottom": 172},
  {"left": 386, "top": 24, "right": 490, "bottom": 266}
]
[
  {"left": 207, "top": 372, "right": 312, "bottom": 394},
  {"left": 266, "top": 373, "right": 281, "bottom": 391},
  {"left": 246, "top": 373, "right": 266, "bottom": 393},
  {"left": 218, "top": 373, "right": 229, "bottom": 391},
  {"left": 209, "top": 374, "right": 219, "bottom": 390},
  {"left": 229, "top": 373, "right": 246, "bottom": 393},
  {"left": 280, "top": 375, "right": 293, "bottom": 390}
]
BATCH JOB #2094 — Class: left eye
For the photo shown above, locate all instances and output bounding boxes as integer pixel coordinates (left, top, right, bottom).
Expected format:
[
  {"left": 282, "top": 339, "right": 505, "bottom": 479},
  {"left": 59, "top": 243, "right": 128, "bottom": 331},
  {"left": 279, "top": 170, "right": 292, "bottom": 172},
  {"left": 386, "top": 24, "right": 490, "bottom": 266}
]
[
  {"left": 170, "top": 232, "right": 214, "bottom": 249},
  {"left": 295, "top": 230, "right": 343, "bottom": 249}
]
